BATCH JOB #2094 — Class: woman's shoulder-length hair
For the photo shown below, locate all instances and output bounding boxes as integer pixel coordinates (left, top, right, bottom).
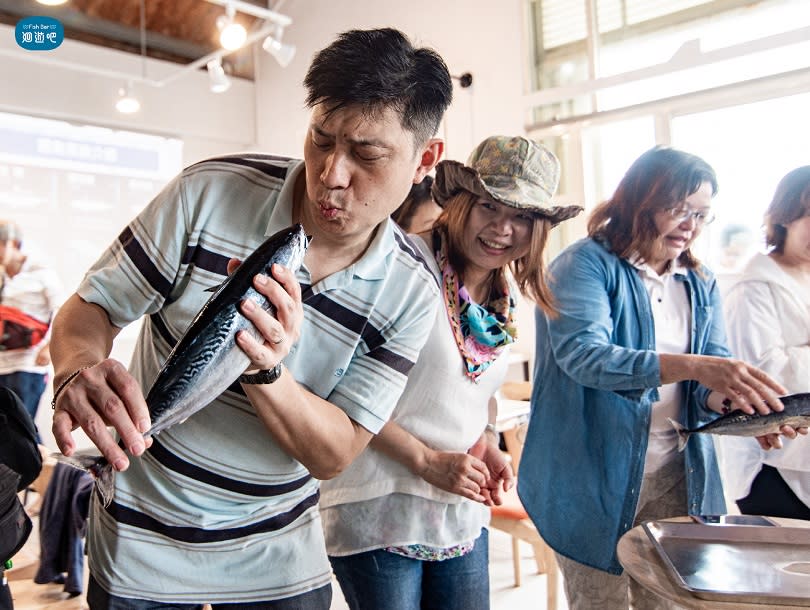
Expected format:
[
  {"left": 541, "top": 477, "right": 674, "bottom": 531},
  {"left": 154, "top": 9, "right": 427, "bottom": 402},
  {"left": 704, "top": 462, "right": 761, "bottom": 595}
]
[
  {"left": 764, "top": 166, "right": 810, "bottom": 254},
  {"left": 587, "top": 146, "right": 718, "bottom": 269}
]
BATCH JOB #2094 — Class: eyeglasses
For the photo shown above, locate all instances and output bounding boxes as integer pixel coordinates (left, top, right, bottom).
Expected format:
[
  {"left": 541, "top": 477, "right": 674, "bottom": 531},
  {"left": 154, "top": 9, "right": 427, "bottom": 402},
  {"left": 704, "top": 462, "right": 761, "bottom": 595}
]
[{"left": 664, "top": 205, "right": 716, "bottom": 226}]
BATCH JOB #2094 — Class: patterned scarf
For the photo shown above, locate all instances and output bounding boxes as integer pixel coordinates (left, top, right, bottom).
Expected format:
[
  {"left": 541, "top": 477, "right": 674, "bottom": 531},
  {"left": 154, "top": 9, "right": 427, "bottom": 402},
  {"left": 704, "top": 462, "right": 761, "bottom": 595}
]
[{"left": 435, "top": 232, "right": 517, "bottom": 381}]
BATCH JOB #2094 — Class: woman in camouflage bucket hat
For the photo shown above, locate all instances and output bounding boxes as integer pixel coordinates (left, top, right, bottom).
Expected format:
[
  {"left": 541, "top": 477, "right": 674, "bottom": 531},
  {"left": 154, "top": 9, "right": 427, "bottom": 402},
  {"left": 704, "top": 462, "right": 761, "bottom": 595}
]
[{"left": 322, "top": 135, "right": 582, "bottom": 610}]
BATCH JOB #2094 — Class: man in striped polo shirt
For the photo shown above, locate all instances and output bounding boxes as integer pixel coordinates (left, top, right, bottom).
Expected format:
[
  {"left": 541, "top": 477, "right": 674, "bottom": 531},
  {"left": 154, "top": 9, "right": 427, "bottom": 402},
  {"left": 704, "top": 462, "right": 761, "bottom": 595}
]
[{"left": 49, "top": 28, "right": 452, "bottom": 610}]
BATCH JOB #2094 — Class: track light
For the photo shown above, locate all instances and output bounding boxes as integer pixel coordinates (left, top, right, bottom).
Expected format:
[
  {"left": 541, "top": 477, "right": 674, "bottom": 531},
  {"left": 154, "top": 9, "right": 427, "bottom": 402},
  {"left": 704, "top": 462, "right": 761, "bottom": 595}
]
[
  {"left": 262, "top": 26, "right": 296, "bottom": 67},
  {"left": 115, "top": 82, "right": 140, "bottom": 114},
  {"left": 216, "top": 2, "right": 247, "bottom": 51},
  {"left": 207, "top": 58, "right": 231, "bottom": 93}
]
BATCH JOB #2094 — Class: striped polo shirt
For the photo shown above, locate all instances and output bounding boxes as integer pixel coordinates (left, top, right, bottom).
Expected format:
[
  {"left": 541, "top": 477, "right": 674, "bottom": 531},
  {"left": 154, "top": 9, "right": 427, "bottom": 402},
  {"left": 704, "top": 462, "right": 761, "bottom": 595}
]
[{"left": 76, "top": 153, "right": 439, "bottom": 603}]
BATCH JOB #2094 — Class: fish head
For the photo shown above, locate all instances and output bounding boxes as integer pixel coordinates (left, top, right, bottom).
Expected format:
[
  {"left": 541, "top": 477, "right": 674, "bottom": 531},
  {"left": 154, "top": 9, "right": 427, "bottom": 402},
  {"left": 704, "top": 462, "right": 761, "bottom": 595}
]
[
  {"left": 780, "top": 392, "right": 810, "bottom": 417},
  {"left": 282, "top": 223, "right": 309, "bottom": 273},
  {"left": 249, "top": 223, "right": 310, "bottom": 278}
]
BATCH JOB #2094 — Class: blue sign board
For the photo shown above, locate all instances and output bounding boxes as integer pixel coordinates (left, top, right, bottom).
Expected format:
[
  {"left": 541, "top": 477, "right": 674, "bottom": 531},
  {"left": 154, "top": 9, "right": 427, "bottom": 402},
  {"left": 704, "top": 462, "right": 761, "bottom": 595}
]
[{"left": 16, "top": 16, "right": 64, "bottom": 51}]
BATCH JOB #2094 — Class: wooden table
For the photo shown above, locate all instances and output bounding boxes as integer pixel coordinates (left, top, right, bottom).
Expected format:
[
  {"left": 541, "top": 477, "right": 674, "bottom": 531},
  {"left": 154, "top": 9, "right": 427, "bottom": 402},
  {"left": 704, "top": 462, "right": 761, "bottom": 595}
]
[{"left": 617, "top": 516, "right": 810, "bottom": 609}]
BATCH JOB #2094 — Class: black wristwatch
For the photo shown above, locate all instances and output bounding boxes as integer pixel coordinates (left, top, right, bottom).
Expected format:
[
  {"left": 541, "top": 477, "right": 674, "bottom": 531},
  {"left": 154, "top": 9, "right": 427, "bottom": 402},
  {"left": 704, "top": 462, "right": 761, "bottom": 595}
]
[{"left": 239, "top": 364, "right": 282, "bottom": 384}]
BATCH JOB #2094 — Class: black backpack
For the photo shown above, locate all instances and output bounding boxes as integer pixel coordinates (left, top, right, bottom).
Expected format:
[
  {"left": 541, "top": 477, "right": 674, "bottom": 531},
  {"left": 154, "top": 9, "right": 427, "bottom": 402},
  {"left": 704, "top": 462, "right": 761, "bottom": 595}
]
[
  {"left": 0, "top": 386, "right": 42, "bottom": 491},
  {"left": 0, "top": 387, "right": 42, "bottom": 565}
]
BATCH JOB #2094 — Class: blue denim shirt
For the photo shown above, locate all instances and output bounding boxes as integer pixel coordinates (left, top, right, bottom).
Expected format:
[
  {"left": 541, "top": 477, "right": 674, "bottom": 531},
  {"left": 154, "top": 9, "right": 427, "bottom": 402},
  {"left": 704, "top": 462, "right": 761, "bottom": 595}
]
[{"left": 517, "top": 237, "right": 727, "bottom": 574}]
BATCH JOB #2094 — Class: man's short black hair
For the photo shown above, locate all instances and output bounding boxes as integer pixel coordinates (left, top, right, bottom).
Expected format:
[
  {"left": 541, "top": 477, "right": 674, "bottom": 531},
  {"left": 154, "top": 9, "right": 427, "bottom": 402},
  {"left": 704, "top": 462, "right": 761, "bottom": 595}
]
[{"left": 304, "top": 28, "right": 452, "bottom": 146}]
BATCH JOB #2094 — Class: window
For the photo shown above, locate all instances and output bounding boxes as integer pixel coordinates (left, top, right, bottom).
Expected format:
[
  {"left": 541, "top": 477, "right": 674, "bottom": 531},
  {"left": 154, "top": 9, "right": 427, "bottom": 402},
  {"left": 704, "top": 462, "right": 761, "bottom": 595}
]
[
  {"left": 672, "top": 91, "right": 810, "bottom": 283},
  {"left": 0, "top": 111, "right": 182, "bottom": 302}
]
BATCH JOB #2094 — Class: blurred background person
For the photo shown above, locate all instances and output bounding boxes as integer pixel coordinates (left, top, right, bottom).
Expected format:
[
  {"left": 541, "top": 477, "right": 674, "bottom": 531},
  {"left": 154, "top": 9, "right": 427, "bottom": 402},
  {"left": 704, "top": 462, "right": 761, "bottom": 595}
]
[
  {"left": 391, "top": 175, "right": 443, "bottom": 233},
  {"left": 321, "top": 136, "right": 582, "bottom": 610},
  {"left": 0, "top": 220, "right": 63, "bottom": 432},
  {"left": 716, "top": 222, "right": 756, "bottom": 273},
  {"left": 721, "top": 165, "right": 810, "bottom": 520},
  {"left": 517, "top": 146, "right": 789, "bottom": 610}
]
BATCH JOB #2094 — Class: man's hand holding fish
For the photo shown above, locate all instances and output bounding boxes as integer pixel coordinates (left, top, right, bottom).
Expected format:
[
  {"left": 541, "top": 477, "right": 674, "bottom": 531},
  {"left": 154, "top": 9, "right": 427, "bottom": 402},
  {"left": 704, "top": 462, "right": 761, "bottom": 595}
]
[
  {"left": 232, "top": 261, "right": 302, "bottom": 368},
  {"left": 50, "top": 308, "right": 152, "bottom": 472}
]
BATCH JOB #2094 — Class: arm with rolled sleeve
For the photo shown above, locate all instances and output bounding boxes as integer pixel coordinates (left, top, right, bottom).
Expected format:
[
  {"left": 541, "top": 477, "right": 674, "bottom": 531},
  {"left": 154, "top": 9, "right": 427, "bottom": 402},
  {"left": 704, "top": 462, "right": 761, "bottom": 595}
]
[{"left": 545, "top": 242, "right": 660, "bottom": 397}]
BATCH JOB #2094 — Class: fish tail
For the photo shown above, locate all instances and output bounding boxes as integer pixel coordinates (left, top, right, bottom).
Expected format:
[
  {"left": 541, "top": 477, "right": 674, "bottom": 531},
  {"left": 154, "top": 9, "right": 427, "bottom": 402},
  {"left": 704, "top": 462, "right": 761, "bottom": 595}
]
[
  {"left": 667, "top": 418, "right": 690, "bottom": 452},
  {"left": 50, "top": 451, "right": 117, "bottom": 507}
]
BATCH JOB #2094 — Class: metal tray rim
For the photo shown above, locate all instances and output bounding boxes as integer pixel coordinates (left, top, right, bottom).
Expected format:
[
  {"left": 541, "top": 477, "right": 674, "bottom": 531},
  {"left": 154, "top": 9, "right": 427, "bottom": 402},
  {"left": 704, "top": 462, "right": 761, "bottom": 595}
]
[{"left": 642, "top": 520, "right": 810, "bottom": 606}]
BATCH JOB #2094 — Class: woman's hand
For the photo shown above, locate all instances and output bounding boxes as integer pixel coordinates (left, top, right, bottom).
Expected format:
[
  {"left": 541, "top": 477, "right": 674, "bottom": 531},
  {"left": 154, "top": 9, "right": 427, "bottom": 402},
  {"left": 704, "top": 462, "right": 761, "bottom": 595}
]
[
  {"left": 680, "top": 355, "right": 787, "bottom": 414},
  {"left": 468, "top": 432, "right": 515, "bottom": 506},
  {"left": 417, "top": 448, "right": 490, "bottom": 503},
  {"left": 755, "top": 424, "right": 808, "bottom": 451},
  {"left": 707, "top": 390, "right": 808, "bottom": 451}
]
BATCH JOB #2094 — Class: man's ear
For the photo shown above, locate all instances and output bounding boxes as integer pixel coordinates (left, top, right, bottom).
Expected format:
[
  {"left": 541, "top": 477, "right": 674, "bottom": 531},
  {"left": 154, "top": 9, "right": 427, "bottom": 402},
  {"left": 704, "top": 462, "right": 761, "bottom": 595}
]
[{"left": 413, "top": 138, "right": 444, "bottom": 183}]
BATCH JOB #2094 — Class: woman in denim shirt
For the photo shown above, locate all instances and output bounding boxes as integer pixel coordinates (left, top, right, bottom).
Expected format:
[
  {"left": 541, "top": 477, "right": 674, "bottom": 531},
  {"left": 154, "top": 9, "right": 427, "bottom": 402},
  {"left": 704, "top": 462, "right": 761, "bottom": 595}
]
[{"left": 518, "top": 147, "right": 790, "bottom": 610}]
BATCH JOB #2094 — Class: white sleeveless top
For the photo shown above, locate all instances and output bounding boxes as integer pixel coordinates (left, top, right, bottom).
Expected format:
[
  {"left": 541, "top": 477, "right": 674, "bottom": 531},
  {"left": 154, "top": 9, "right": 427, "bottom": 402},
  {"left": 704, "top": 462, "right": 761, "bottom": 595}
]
[{"left": 319, "top": 234, "right": 508, "bottom": 555}]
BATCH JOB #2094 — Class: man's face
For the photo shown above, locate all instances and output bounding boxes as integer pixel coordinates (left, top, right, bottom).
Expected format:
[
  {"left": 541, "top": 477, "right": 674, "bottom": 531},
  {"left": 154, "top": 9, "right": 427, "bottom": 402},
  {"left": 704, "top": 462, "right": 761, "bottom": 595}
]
[{"left": 302, "top": 103, "right": 439, "bottom": 244}]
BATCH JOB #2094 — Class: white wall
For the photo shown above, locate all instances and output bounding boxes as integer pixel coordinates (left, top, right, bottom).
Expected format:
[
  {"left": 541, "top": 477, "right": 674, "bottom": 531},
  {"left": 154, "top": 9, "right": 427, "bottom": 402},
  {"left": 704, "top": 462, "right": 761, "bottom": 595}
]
[
  {"left": 253, "top": 0, "right": 528, "bottom": 161},
  {"left": 1, "top": 2, "right": 531, "bottom": 166},
  {"left": 0, "top": 23, "right": 257, "bottom": 165}
]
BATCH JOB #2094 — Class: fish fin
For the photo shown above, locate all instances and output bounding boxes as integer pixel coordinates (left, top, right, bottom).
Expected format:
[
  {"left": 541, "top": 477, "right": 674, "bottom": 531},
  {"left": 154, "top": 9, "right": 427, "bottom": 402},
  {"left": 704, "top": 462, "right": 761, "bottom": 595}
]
[
  {"left": 50, "top": 451, "right": 116, "bottom": 507},
  {"left": 667, "top": 418, "right": 690, "bottom": 452},
  {"left": 92, "top": 462, "right": 116, "bottom": 507}
]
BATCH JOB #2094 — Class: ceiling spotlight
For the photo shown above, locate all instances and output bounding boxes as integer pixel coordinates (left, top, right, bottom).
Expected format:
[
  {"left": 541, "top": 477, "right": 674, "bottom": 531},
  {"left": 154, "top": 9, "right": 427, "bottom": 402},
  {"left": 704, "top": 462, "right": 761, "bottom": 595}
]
[
  {"left": 262, "top": 26, "right": 296, "bottom": 68},
  {"left": 216, "top": 3, "right": 247, "bottom": 51},
  {"left": 207, "top": 58, "right": 231, "bottom": 93},
  {"left": 36, "top": 0, "right": 69, "bottom": 5},
  {"left": 115, "top": 83, "right": 140, "bottom": 114}
]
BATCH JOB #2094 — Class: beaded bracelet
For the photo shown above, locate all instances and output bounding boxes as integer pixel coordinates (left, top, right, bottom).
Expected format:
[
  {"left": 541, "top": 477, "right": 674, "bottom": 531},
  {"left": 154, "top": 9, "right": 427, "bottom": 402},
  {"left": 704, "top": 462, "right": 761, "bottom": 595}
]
[{"left": 51, "top": 366, "right": 93, "bottom": 410}]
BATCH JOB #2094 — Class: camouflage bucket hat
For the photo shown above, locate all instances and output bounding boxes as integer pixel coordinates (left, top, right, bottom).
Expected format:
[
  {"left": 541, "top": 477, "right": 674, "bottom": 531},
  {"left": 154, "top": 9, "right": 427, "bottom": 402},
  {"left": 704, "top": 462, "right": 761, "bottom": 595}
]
[{"left": 432, "top": 135, "right": 583, "bottom": 225}]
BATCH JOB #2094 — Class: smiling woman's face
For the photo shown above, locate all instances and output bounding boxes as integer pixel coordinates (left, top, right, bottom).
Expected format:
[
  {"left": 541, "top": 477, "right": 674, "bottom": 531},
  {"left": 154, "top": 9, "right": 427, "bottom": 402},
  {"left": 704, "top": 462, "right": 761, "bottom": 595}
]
[
  {"left": 461, "top": 198, "right": 534, "bottom": 276},
  {"left": 647, "top": 180, "right": 714, "bottom": 274}
]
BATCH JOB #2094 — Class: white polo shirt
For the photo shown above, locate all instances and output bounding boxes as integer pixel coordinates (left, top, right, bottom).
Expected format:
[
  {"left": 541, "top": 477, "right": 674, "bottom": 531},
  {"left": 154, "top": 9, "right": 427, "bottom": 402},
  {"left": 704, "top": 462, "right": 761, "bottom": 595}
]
[{"left": 632, "top": 258, "right": 691, "bottom": 474}]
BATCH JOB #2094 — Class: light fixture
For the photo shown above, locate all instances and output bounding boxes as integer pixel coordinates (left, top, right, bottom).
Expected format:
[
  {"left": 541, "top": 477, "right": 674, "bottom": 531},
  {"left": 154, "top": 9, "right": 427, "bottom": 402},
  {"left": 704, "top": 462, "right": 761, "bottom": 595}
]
[
  {"left": 115, "top": 0, "right": 144, "bottom": 113},
  {"left": 7, "top": 0, "right": 296, "bottom": 103},
  {"left": 36, "top": 0, "right": 69, "bottom": 5},
  {"left": 115, "top": 83, "right": 140, "bottom": 113},
  {"left": 217, "top": 2, "right": 247, "bottom": 51},
  {"left": 207, "top": 58, "right": 231, "bottom": 93},
  {"left": 262, "top": 26, "right": 296, "bottom": 68}
]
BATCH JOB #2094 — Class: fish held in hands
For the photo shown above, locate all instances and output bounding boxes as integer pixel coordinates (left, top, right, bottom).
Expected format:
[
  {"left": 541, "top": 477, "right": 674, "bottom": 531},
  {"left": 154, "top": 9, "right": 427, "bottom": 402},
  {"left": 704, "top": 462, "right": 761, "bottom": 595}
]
[
  {"left": 669, "top": 392, "right": 810, "bottom": 451},
  {"left": 60, "top": 224, "right": 309, "bottom": 505}
]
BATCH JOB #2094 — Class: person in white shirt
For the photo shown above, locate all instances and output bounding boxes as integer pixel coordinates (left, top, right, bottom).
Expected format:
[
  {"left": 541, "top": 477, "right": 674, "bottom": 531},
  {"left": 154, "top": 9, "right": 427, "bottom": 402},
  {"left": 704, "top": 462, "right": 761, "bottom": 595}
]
[
  {"left": 722, "top": 165, "right": 810, "bottom": 520},
  {"left": 0, "top": 220, "right": 63, "bottom": 429}
]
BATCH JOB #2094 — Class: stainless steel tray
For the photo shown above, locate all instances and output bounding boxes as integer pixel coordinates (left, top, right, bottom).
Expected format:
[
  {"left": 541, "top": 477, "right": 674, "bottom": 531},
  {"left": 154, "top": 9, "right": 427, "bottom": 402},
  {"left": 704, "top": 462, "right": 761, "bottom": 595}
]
[{"left": 643, "top": 520, "right": 810, "bottom": 606}]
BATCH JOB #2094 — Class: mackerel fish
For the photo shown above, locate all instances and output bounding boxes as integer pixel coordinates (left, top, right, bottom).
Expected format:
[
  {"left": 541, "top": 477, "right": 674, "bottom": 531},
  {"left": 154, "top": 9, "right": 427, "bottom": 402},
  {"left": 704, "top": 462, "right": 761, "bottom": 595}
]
[
  {"left": 67, "top": 223, "right": 309, "bottom": 505},
  {"left": 669, "top": 392, "right": 810, "bottom": 451}
]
